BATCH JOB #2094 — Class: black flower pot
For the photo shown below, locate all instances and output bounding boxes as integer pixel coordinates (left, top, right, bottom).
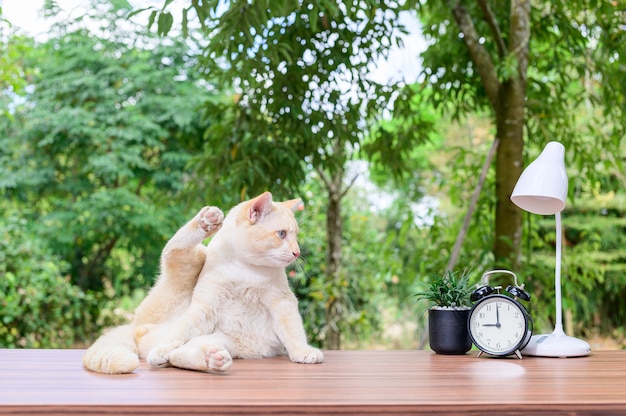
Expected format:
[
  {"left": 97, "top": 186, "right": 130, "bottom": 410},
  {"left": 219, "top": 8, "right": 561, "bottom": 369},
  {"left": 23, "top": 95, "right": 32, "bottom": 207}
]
[{"left": 428, "top": 308, "right": 472, "bottom": 355}]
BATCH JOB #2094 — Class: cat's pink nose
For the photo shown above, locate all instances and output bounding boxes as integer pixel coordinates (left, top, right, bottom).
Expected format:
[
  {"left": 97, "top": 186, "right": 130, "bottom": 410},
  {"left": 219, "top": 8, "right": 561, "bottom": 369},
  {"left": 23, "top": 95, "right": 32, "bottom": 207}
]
[{"left": 293, "top": 250, "right": 300, "bottom": 258}]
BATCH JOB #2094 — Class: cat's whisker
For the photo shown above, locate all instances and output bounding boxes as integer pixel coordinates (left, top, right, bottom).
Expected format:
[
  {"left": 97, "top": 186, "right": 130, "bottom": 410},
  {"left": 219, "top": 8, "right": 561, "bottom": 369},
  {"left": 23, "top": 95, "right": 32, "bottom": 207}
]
[
  {"left": 287, "top": 256, "right": 311, "bottom": 291},
  {"left": 287, "top": 255, "right": 306, "bottom": 273}
]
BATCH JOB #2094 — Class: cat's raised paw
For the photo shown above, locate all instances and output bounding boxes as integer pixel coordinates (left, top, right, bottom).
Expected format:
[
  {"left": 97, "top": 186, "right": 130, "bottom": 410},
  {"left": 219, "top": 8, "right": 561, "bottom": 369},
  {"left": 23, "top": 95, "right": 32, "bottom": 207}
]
[
  {"left": 205, "top": 346, "right": 233, "bottom": 373},
  {"left": 197, "top": 206, "right": 224, "bottom": 235},
  {"left": 289, "top": 346, "right": 324, "bottom": 364}
]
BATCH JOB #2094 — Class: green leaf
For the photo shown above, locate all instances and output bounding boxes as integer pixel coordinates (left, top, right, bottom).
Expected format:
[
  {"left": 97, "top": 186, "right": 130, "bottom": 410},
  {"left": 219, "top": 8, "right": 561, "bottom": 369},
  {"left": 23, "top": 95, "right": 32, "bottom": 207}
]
[
  {"left": 147, "top": 10, "right": 157, "bottom": 30},
  {"left": 157, "top": 11, "right": 174, "bottom": 36},
  {"left": 182, "top": 7, "right": 189, "bottom": 38}
]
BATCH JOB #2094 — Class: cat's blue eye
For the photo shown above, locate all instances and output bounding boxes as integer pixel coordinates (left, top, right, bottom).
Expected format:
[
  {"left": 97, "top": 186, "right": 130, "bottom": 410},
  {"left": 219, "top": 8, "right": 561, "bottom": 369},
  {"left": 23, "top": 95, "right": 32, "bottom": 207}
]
[{"left": 277, "top": 230, "right": 287, "bottom": 239}]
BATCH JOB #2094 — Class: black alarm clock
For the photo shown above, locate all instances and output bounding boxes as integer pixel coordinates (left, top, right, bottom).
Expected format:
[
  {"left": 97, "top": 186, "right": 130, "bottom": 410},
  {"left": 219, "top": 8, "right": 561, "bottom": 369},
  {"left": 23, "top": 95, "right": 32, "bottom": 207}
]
[{"left": 468, "top": 270, "right": 533, "bottom": 359}]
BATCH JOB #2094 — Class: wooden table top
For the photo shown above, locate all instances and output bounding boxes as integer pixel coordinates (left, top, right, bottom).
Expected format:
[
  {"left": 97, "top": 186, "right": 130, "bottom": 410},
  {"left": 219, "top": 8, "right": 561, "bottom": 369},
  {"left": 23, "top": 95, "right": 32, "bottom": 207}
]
[{"left": 1, "top": 349, "right": 625, "bottom": 415}]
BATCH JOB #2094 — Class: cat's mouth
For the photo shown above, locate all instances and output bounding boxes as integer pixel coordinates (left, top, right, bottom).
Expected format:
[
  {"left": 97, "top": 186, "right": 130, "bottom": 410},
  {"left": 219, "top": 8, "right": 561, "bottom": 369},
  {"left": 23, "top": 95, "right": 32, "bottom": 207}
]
[{"left": 273, "top": 253, "right": 299, "bottom": 267}]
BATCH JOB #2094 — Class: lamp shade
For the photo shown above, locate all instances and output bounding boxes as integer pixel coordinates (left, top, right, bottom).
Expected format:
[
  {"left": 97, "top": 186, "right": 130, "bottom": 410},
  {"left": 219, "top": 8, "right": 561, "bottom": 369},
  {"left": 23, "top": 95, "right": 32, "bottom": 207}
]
[{"left": 511, "top": 141, "right": 568, "bottom": 215}]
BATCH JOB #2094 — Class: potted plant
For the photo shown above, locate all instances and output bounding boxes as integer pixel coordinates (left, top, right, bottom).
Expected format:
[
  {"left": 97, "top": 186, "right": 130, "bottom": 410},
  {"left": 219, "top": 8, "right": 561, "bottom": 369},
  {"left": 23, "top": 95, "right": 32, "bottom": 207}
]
[{"left": 415, "top": 269, "right": 474, "bottom": 355}]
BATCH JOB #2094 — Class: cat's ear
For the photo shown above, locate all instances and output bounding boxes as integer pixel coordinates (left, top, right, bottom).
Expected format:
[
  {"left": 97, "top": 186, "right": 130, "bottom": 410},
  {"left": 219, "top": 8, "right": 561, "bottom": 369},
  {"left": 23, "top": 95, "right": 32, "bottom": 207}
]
[
  {"left": 248, "top": 191, "right": 274, "bottom": 224},
  {"left": 282, "top": 198, "right": 304, "bottom": 213}
]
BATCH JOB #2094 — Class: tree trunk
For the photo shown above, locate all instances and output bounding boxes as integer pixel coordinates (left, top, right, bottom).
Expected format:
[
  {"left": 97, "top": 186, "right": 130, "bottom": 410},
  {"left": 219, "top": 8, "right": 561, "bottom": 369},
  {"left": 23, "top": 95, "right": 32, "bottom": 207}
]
[
  {"left": 494, "top": 81, "right": 525, "bottom": 269},
  {"left": 324, "top": 169, "right": 344, "bottom": 350},
  {"left": 449, "top": 0, "right": 530, "bottom": 269},
  {"left": 314, "top": 137, "right": 348, "bottom": 351},
  {"left": 493, "top": 0, "right": 530, "bottom": 269}
]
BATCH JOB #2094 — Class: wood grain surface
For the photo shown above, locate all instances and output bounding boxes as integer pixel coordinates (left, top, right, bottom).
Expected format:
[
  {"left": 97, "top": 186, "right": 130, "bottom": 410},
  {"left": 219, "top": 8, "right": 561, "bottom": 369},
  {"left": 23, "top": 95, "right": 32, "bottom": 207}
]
[{"left": 1, "top": 349, "right": 625, "bottom": 415}]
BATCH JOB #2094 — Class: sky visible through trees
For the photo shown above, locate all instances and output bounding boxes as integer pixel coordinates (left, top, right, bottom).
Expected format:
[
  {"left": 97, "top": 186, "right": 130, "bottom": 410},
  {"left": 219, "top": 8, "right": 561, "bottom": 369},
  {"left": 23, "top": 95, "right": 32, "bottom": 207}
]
[{"left": 2, "top": 0, "right": 426, "bottom": 85}]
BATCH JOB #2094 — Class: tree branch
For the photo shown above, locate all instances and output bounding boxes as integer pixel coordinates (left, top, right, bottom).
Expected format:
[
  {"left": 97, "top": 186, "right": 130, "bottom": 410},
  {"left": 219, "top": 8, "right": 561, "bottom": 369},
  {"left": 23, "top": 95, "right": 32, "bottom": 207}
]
[
  {"left": 508, "top": 0, "right": 531, "bottom": 83},
  {"left": 340, "top": 172, "right": 360, "bottom": 200},
  {"left": 315, "top": 165, "right": 333, "bottom": 194},
  {"left": 446, "top": 138, "right": 499, "bottom": 272},
  {"left": 447, "top": 0, "right": 500, "bottom": 107},
  {"left": 476, "top": 0, "right": 507, "bottom": 58}
]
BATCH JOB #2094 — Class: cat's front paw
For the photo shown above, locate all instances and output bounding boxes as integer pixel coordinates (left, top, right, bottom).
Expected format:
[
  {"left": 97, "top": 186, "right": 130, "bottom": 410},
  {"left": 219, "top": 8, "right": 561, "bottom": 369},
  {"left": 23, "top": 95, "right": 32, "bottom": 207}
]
[
  {"left": 288, "top": 346, "right": 324, "bottom": 364},
  {"left": 147, "top": 340, "right": 182, "bottom": 367},
  {"left": 197, "top": 206, "right": 224, "bottom": 235}
]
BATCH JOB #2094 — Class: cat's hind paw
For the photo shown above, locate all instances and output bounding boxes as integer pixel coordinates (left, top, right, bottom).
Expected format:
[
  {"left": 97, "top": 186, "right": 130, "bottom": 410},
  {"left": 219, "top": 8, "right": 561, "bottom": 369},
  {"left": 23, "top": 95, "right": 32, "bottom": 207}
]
[
  {"left": 205, "top": 346, "right": 233, "bottom": 373},
  {"left": 147, "top": 340, "right": 182, "bottom": 367},
  {"left": 197, "top": 206, "right": 224, "bottom": 235},
  {"left": 167, "top": 344, "right": 233, "bottom": 373},
  {"left": 288, "top": 346, "right": 324, "bottom": 364},
  {"left": 147, "top": 349, "right": 169, "bottom": 367}
]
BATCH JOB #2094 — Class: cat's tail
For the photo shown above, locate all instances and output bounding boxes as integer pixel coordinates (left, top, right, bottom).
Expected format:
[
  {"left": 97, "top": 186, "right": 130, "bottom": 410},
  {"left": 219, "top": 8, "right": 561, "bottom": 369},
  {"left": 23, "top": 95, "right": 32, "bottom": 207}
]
[{"left": 82, "top": 324, "right": 140, "bottom": 374}]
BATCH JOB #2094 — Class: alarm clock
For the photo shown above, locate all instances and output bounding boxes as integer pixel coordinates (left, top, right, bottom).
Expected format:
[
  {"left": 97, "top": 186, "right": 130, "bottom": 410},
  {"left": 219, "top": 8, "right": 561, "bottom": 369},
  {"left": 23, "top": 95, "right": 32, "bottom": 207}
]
[{"left": 468, "top": 270, "right": 533, "bottom": 359}]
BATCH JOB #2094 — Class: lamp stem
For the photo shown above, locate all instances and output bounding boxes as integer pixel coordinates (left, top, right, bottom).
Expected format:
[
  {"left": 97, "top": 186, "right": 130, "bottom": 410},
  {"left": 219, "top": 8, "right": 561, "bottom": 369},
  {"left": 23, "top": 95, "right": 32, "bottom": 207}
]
[
  {"left": 521, "top": 209, "right": 590, "bottom": 357},
  {"left": 554, "top": 212, "right": 564, "bottom": 335}
]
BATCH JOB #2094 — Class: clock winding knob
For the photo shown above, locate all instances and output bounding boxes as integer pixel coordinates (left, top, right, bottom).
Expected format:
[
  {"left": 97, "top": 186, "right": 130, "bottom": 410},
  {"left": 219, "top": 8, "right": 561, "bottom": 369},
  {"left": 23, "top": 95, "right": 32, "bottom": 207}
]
[
  {"left": 471, "top": 285, "right": 495, "bottom": 302},
  {"left": 506, "top": 285, "right": 531, "bottom": 302}
]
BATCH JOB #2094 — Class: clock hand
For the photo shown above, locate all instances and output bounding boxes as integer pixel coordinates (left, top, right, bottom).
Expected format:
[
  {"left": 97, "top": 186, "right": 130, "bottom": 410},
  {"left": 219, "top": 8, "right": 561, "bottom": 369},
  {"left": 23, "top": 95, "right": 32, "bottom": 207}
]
[
  {"left": 495, "top": 302, "right": 501, "bottom": 328},
  {"left": 480, "top": 303, "right": 502, "bottom": 328}
]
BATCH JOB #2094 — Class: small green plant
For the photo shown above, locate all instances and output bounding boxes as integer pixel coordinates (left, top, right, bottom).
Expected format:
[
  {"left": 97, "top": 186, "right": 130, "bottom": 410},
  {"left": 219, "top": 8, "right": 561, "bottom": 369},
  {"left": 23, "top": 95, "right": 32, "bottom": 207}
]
[{"left": 414, "top": 269, "right": 474, "bottom": 308}]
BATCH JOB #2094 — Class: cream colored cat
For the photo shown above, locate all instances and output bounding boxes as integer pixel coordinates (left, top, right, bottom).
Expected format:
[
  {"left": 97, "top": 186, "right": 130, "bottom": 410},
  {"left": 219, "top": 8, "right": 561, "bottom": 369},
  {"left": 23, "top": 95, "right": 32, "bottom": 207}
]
[{"left": 83, "top": 191, "right": 323, "bottom": 374}]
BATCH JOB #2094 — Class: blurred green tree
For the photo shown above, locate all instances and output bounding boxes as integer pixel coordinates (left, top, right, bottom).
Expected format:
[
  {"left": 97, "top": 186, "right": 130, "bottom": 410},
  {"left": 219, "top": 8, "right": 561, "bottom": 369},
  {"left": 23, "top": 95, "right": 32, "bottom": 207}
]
[
  {"left": 0, "top": 3, "right": 215, "bottom": 296},
  {"left": 416, "top": 0, "right": 625, "bottom": 269}
]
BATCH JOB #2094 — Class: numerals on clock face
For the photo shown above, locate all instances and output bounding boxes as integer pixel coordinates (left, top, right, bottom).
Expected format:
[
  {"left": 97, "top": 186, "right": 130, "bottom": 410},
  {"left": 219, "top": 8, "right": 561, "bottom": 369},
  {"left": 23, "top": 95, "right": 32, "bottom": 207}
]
[{"left": 469, "top": 296, "right": 527, "bottom": 355}]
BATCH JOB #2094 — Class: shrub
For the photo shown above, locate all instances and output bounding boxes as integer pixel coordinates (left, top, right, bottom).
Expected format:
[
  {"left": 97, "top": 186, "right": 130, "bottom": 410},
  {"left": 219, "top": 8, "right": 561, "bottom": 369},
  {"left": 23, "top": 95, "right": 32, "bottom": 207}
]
[{"left": 0, "top": 215, "right": 96, "bottom": 348}]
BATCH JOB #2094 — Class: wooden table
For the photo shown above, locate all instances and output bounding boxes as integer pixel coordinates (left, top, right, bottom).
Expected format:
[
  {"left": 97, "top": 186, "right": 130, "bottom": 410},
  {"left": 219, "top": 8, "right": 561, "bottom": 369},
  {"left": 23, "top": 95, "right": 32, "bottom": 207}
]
[{"left": 1, "top": 349, "right": 625, "bottom": 415}]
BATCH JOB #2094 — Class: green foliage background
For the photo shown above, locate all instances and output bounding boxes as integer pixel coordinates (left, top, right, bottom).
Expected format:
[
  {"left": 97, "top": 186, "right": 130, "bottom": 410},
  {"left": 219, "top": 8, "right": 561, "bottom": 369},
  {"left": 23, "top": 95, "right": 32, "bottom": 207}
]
[
  {"left": 0, "top": 214, "right": 94, "bottom": 347},
  {"left": 0, "top": 0, "right": 624, "bottom": 350}
]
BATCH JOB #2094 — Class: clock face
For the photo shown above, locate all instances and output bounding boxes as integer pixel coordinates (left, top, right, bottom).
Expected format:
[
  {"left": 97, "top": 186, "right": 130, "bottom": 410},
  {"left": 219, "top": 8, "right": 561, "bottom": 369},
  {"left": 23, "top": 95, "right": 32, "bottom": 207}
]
[{"left": 468, "top": 294, "right": 531, "bottom": 356}]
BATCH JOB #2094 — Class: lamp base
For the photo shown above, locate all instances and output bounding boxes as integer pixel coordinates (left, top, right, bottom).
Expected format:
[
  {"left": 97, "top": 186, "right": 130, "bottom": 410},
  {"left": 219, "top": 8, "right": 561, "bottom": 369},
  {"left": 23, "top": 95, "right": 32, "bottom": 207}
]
[{"left": 522, "top": 327, "right": 591, "bottom": 358}]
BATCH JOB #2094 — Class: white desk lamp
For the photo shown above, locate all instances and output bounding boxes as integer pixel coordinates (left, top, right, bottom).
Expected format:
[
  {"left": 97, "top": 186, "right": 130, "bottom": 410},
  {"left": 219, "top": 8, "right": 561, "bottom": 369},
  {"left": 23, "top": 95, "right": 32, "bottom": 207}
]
[{"left": 511, "top": 141, "right": 591, "bottom": 357}]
